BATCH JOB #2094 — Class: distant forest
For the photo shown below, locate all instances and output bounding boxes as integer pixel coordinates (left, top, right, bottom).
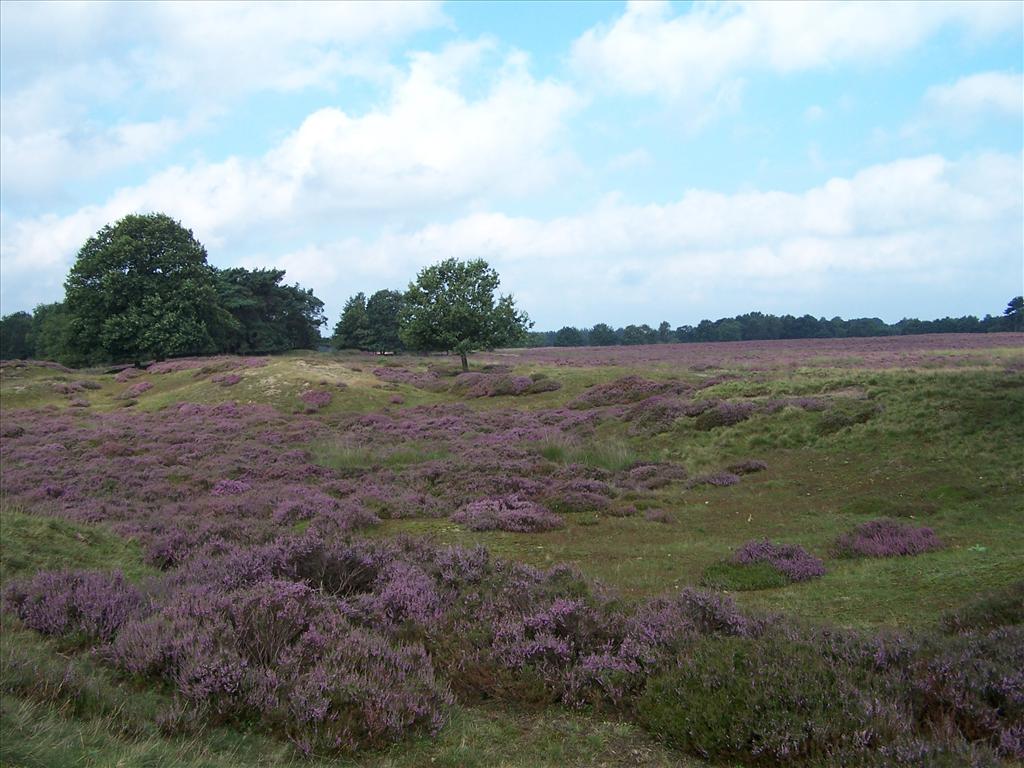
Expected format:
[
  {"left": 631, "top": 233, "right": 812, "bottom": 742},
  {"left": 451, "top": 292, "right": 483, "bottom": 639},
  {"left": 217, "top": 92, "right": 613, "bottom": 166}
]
[{"left": 525, "top": 297, "right": 1024, "bottom": 348}]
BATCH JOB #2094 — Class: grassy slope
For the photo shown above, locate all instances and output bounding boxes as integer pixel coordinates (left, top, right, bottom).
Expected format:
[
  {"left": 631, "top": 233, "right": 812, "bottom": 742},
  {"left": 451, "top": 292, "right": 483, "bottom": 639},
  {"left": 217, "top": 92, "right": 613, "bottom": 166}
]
[{"left": 1, "top": 342, "right": 1021, "bottom": 765}]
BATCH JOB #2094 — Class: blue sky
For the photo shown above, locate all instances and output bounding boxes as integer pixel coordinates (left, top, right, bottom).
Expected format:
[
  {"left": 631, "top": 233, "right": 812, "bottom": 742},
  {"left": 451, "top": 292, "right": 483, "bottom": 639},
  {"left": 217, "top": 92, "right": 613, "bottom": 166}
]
[{"left": 1, "top": 0, "right": 1021, "bottom": 329}]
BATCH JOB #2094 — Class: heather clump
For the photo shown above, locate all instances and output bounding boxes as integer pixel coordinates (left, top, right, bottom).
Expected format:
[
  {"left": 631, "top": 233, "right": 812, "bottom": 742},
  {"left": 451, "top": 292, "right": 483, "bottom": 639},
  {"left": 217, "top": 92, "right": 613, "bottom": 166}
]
[
  {"left": 569, "top": 376, "right": 687, "bottom": 409},
  {"left": 3, "top": 570, "right": 144, "bottom": 642},
  {"left": 451, "top": 496, "right": 564, "bottom": 532},
  {"left": 108, "top": 579, "right": 452, "bottom": 753},
  {"left": 941, "top": 581, "right": 1024, "bottom": 634},
  {"left": 727, "top": 459, "right": 768, "bottom": 474},
  {"left": 692, "top": 400, "right": 757, "bottom": 430},
  {"left": 731, "top": 540, "right": 826, "bottom": 583},
  {"left": 833, "top": 519, "right": 944, "bottom": 558},
  {"left": 617, "top": 462, "right": 688, "bottom": 491},
  {"left": 637, "top": 634, "right": 912, "bottom": 766},
  {"left": 910, "top": 626, "right": 1024, "bottom": 760},
  {"left": 447, "top": 372, "right": 559, "bottom": 398},
  {"left": 686, "top": 471, "right": 741, "bottom": 488},
  {"left": 298, "top": 388, "right": 332, "bottom": 411}
]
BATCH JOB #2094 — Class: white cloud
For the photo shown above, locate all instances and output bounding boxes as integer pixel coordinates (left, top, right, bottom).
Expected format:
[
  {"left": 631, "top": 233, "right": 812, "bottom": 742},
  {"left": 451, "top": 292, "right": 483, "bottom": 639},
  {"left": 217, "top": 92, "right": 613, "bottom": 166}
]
[
  {"left": 571, "top": 1, "right": 1021, "bottom": 103},
  {"left": 291, "top": 152, "right": 1022, "bottom": 325},
  {"left": 0, "top": 42, "right": 582, "bottom": 312},
  {"left": 925, "top": 71, "right": 1023, "bottom": 115},
  {"left": 0, "top": 1, "right": 447, "bottom": 203}
]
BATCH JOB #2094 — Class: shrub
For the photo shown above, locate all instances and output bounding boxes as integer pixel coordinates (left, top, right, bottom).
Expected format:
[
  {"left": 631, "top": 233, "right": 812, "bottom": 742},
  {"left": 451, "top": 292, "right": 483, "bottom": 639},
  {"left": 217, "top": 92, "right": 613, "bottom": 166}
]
[
  {"left": 833, "top": 520, "right": 944, "bottom": 558},
  {"left": 109, "top": 581, "right": 452, "bottom": 753},
  {"left": 819, "top": 401, "right": 879, "bottom": 434},
  {"left": 3, "top": 570, "right": 144, "bottom": 642},
  {"left": 911, "top": 627, "right": 1024, "bottom": 760},
  {"left": 299, "top": 389, "right": 332, "bottom": 410},
  {"left": 452, "top": 496, "right": 564, "bottom": 533},
  {"left": 637, "top": 635, "right": 905, "bottom": 765},
  {"left": 644, "top": 509, "right": 674, "bottom": 524},
  {"left": 727, "top": 459, "right": 768, "bottom": 475},
  {"left": 687, "top": 471, "right": 741, "bottom": 488},
  {"left": 941, "top": 581, "right": 1024, "bottom": 634},
  {"left": 731, "top": 540, "right": 826, "bottom": 583},
  {"left": 693, "top": 401, "right": 756, "bottom": 430}
]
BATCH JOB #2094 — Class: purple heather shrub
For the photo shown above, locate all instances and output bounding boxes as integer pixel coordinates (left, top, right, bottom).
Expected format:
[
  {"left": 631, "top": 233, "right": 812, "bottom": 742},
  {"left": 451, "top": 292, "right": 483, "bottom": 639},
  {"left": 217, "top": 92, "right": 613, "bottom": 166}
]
[
  {"left": 726, "top": 459, "right": 768, "bottom": 475},
  {"left": 644, "top": 509, "right": 674, "bottom": 524},
  {"left": 692, "top": 400, "right": 757, "bottom": 430},
  {"left": 732, "top": 539, "right": 826, "bottom": 582},
  {"left": 546, "top": 489, "right": 611, "bottom": 514},
  {"left": 389, "top": 394, "right": 405, "bottom": 404},
  {"left": 617, "top": 462, "right": 688, "bottom": 491},
  {"left": 108, "top": 580, "right": 451, "bottom": 752},
  {"left": 211, "top": 372, "right": 242, "bottom": 387},
  {"left": 569, "top": 376, "right": 688, "bottom": 409},
  {"left": 210, "top": 479, "right": 252, "bottom": 496},
  {"left": 69, "top": 397, "right": 91, "bottom": 407},
  {"left": 435, "top": 545, "right": 490, "bottom": 587},
  {"left": 911, "top": 626, "right": 1024, "bottom": 759},
  {"left": 452, "top": 496, "right": 564, "bottom": 533},
  {"left": 272, "top": 485, "right": 341, "bottom": 525},
  {"left": 299, "top": 389, "right": 332, "bottom": 410},
  {"left": 115, "top": 367, "right": 143, "bottom": 382},
  {"left": 686, "top": 471, "right": 741, "bottom": 488},
  {"left": 3, "top": 570, "right": 144, "bottom": 642},
  {"left": 122, "top": 381, "right": 153, "bottom": 398},
  {"left": 833, "top": 519, "right": 944, "bottom": 558}
]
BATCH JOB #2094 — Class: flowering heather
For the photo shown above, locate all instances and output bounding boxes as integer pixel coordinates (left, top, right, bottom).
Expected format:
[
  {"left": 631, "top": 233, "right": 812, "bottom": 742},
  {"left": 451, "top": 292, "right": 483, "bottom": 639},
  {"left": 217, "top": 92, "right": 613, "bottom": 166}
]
[
  {"left": 147, "top": 356, "right": 268, "bottom": 374},
  {"left": 121, "top": 380, "right": 153, "bottom": 398},
  {"left": 299, "top": 388, "right": 333, "bottom": 410},
  {"left": 210, "top": 479, "right": 252, "bottom": 496},
  {"left": 644, "top": 509, "right": 675, "bottom": 524},
  {"left": 114, "top": 367, "right": 143, "bottom": 382},
  {"left": 726, "top": 459, "right": 768, "bottom": 475},
  {"left": 692, "top": 400, "right": 757, "bottom": 430},
  {"left": 482, "top": 333, "right": 1024, "bottom": 370},
  {"left": 3, "top": 570, "right": 144, "bottom": 642},
  {"left": 211, "top": 372, "right": 242, "bottom": 386},
  {"left": 833, "top": 519, "right": 944, "bottom": 558},
  {"left": 732, "top": 539, "right": 826, "bottom": 582},
  {"left": 618, "top": 462, "right": 688, "bottom": 491},
  {"left": 373, "top": 367, "right": 444, "bottom": 391},
  {"left": 687, "top": 471, "right": 741, "bottom": 488},
  {"left": 569, "top": 376, "right": 688, "bottom": 409},
  {"left": 451, "top": 496, "right": 564, "bottom": 532}
]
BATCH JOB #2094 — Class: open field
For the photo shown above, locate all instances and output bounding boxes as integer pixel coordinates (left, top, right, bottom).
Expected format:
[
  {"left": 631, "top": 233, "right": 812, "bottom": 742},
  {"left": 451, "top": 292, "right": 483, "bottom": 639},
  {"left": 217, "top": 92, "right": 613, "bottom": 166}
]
[{"left": 1, "top": 333, "right": 1022, "bottom": 766}]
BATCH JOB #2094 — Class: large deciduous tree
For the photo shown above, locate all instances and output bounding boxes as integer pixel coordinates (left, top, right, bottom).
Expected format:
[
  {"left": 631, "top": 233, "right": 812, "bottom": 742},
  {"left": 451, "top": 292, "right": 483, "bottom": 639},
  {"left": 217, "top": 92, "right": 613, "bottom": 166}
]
[
  {"left": 64, "top": 213, "right": 227, "bottom": 364},
  {"left": 400, "top": 258, "right": 531, "bottom": 371}
]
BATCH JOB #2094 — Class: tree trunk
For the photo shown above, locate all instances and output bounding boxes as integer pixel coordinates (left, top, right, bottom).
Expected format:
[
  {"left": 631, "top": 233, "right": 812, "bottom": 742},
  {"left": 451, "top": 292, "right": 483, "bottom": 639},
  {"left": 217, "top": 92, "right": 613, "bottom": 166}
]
[{"left": 460, "top": 351, "right": 468, "bottom": 371}]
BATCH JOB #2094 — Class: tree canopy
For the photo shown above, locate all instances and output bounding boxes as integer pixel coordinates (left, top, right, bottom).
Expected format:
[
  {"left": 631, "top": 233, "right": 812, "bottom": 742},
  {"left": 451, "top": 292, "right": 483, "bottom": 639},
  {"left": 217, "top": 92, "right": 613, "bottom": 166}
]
[
  {"left": 399, "top": 258, "right": 531, "bottom": 370},
  {"left": 64, "top": 213, "right": 226, "bottom": 364},
  {"left": 215, "top": 267, "right": 324, "bottom": 354}
]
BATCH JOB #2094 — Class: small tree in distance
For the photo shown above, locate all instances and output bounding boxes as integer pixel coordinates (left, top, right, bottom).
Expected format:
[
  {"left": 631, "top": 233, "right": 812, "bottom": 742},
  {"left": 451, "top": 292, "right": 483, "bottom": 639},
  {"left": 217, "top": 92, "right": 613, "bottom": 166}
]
[{"left": 400, "top": 258, "right": 531, "bottom": 371}]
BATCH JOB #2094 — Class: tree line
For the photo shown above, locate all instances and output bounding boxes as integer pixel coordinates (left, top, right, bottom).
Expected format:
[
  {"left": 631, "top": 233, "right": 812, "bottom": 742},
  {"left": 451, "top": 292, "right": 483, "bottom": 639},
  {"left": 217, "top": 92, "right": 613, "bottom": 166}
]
[
  {"left": 1, "top": 214, "right": 326, "bottom": 366},
  {"left": 527, "top": 300, "right": 1024, "bottom": 347},
  {"left": 1, "top": 213, "right": 531, "bottom": 370},
  {"left": 2, "top": 211, "right": 1020, "bottom": 364}
]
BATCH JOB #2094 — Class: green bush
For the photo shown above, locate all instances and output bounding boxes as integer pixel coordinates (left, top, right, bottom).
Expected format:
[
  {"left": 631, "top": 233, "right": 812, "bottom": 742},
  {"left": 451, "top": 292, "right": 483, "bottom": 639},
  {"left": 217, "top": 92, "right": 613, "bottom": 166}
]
[{"left": 636, "top": 635, "right": 902, "bottom": 765}]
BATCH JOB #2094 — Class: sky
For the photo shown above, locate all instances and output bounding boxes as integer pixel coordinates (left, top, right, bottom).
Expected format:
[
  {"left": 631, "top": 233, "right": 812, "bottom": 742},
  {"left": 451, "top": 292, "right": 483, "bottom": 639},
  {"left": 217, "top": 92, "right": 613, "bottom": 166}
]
[{"left": 1, "top": 0, "right": 1022, "bottom": 330}]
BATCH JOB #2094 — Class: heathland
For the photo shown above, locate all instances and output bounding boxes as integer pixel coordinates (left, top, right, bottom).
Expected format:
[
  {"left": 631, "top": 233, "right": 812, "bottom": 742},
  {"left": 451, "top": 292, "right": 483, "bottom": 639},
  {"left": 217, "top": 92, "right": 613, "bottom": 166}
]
[{"left": 1, "top": 333, "right": 1022, "bottom": 767}]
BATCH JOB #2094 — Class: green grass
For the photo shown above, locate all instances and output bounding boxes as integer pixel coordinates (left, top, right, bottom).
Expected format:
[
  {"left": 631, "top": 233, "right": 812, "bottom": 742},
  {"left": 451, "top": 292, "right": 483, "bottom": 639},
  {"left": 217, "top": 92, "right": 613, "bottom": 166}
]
[
  {"left": 2, "top": 344, "right": 1022, "bottom": 764},
  {"left": 0, "top": 506, "right": 157, "bottom": 584}
]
